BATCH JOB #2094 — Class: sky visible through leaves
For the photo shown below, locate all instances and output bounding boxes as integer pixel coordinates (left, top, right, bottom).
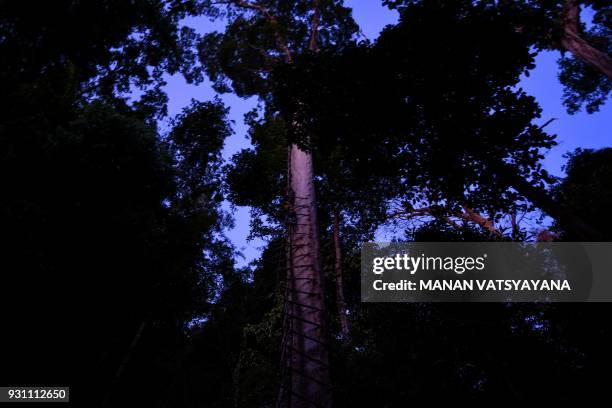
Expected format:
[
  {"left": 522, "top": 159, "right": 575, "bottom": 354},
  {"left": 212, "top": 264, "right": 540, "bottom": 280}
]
[{"left": 159, "top": 1, "right": 611, "bottom": 267}]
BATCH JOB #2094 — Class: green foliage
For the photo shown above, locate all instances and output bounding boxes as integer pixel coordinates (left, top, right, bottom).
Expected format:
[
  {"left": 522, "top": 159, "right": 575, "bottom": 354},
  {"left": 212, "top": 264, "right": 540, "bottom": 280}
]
[
  {"left": 0, "top": 0, "right": 203, "bottom": 121},
  {"left": 371, "top": 0, "right": 554, "bottom": 214},
  {"left": 269, "top": 0, "right": 554, "bottom": 219},
  {"left": 554, "top": 148, "right": 612, "bottom": 239},
  {"left": 2, "top": 0, "right": 611, "bottom": 405},
  {"left": 226, "top": 111, "right": 288, "bottom": 213},
  {"left": 558, "top": 1, "right": 612, "bottom": 113},
  {"left": 558, "top": 21, "right": 612, "bottom": 114},
  {"left": 197, "top": 0, "right": 359, "bottom": 97},
  {"left": 169, "top": 99, "right": 232, "bottom": 202},
  {"left": 0, "top": 2, "right": 235, "bottom": 403},
  {"left": 180, "top": 239, "right": 285, "bottom": 407},
  {"left": 384, "top": 0, "right": 612, "bottom": 114}
]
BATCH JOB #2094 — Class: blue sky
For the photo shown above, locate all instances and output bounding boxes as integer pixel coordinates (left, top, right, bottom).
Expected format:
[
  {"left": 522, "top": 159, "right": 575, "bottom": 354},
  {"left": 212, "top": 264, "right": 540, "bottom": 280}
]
[{"left": 161, "top": 1, "right": 611, "bottom": 267}]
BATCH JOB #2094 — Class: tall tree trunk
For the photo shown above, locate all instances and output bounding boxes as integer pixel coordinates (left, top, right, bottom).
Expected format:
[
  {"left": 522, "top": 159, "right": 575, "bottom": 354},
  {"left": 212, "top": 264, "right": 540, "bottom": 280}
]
[
  {"left": 332, "top": 209, "right": 350, "bottom": 341},
  {"left": 560, "top": 0, "right": 612, "bottom": 79},
  {"left": 281, "top": 143, "right": 331, "bottom": 408},
  {"left": 496, "top": 163, "right": 602, "bottom": 240},
  {"left": 231, "top": 2, "right": 331, "bottom": 405},
  {"left": 103, "top": 320, "right": 147, "bottom": 406}
]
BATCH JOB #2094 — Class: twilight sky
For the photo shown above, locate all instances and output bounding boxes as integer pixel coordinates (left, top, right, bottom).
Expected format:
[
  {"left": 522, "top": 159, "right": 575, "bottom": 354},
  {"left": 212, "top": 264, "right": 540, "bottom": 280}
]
[{"left": 161, "top": 1, "right": 611, "bottom": 267}]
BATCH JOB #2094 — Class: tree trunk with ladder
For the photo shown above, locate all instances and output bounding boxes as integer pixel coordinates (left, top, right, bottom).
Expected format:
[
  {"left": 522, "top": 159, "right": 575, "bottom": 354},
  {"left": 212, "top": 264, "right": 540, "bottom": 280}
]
[
  {"left": 222, "top": 2, "right": 332, "bottom": 406},
  {"left": 279, "top": 144, "right": 331, "bottom": 407}
]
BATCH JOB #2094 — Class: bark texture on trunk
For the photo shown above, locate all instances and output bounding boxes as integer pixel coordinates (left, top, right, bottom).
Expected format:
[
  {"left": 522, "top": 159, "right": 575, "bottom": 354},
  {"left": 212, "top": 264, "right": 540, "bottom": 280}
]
[
  {"left": 279, "top": 144, "right": 331, "bottom": 408},
  {"left": 332, "top": 209, "right": 350, "bottom": 342},
  {"left": 560, "top": 0, "right": 612, "bottom": 79}
]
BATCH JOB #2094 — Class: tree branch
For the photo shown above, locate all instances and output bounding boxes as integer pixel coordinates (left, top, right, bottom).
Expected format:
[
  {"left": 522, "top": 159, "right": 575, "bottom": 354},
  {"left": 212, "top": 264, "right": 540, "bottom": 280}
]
[
  {"left": 495, "top": 161, "right": 602, "bottom": 240},
  {"left": 387, "top": 204, "right": 501, "bottom": 236},
  {"left": 559, "top": 0, "right": 612, "bottom": 79},
  {"left": 309, "top": 0, "right": 321, "bottom": 53},
  {"left": 537, "top": 117, "right": 557, "bottom": 131},
  {"left": 460, "top": 206, "right": 502, "bottom": 236},
  {"left": 221, "top": 0, "right": 293, "bottom": 63}
]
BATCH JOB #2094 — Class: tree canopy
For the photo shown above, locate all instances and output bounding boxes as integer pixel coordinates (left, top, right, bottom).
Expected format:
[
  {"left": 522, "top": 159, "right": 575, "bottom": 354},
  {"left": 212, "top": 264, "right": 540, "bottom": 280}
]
[{"left": 1, "top": 0, "right": 611, "bottom": 406}]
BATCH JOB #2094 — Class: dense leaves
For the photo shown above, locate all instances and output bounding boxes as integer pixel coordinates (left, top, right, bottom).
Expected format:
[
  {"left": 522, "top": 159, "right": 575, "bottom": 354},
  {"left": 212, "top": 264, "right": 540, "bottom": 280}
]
[
  {"left": 385, "top": 0, "right": 612, "bottom": 114},
  {"left": 1, "top": 0, "right": 611, "bottom": 406},
  {"left": 269, "top": 0, "right": 555, "bottom": 224},
  {"left": 554, "top": 148, "right": 612, "bottom": 239},
  {"left": 0, "top": 1, "right": 233, "bottom": 405},
  {"left": 197, "top": 0, "right": 359, "bottom": 97}
]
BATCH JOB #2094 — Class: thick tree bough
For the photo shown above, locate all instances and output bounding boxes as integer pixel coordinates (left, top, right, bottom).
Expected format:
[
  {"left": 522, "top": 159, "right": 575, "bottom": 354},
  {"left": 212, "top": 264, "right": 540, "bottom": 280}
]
[{"left": 559, "top": 0, "right": 612, "bottom": 79}]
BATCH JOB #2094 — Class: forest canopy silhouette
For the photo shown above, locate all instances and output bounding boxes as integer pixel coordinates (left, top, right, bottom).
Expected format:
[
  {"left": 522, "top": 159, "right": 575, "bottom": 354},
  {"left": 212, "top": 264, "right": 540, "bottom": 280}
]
[{"left": 0, "top": 0, "right": 611, "bottom": 406}]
